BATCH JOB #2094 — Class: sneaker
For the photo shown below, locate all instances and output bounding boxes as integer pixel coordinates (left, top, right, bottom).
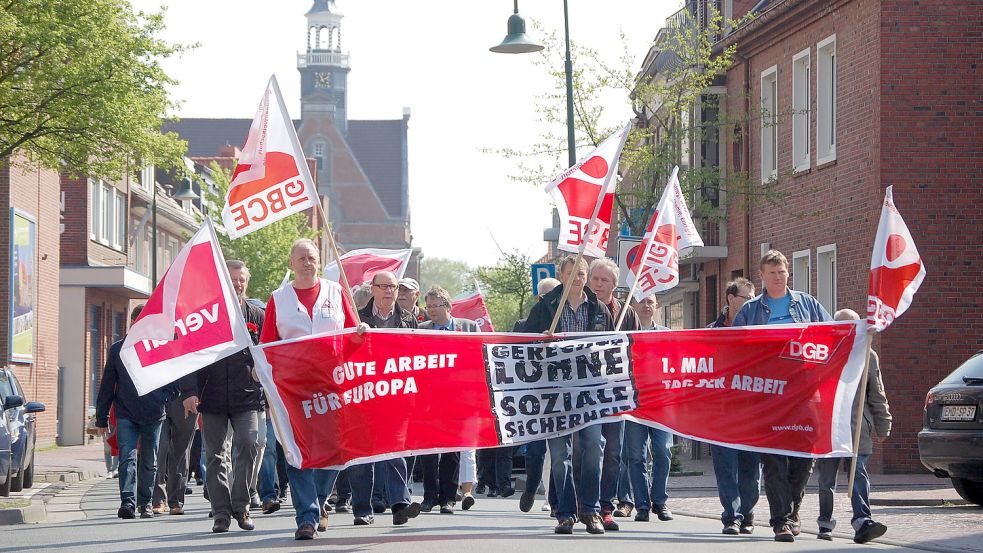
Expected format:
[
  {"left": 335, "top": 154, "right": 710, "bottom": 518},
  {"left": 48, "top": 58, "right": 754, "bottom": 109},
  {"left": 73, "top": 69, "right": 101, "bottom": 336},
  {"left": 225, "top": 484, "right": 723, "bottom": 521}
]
[
  {"left": 335, "top": 499, "right": 350, "bottom": 513},
  {"left": 294, "top": 523, "right": 316, "bottom": 540},
  {"left": 554, "top": 517, "right": 575, "bottom": 535},
  {"left": 654, "top": 504, "right": 674, "bottom": 521},
  {"left": 250, "top": 495, "right": 261, "bottom": 510},
  {"left": 353, "top": 515, "right": 374, "bottom": 526},
  {"left": 722, "top": 521, "right": 740, "bottom": 535},
  {"left": 318, "top": 507, "right": 329, "bottom": 532},
  {"left": 584, "top": 514, "right": 605, "bottom": 534},
  {"left": 818, "top": 527, "right": 833, "bottom": 541},
  {"left": 739, "top": 522, "right": 754, "bottom": 534},
  {"left": 117, "top": 505, "right": 136, "bottom": 519},
  {"left": 151, "top": 503, "right": 167, "bottom": 515},
  {"left": 486, "top": 487, "right": 498, "bottom": 498},
  {"left": 518, "top": 491, "right": 536, "bottom": 512},
  {"left": 261, "top": 500, "right": 280, "bottom": 514},
  {"left": 139, "top": 505, "right": 155, "bottom": 519},
  {"left": 234, "top": 512, "right": 255, "bottom": 531},
  {"left": 392, "top": 502, "right": 421, "bottom": 525},
  {"left": 854, "top": 520, "right": 887, "bottom": 544},
  {"left": 541, "top": 502, "right": 551, "bottom": 512},
  {"left": 774, "top": 525, "right": 795, "bottom": 542},
  {"left": 439, "top": 504, "right": 454, "bottom": 514},
  {"left": 601, "top": 512, "right": 620, "bottom": 531},
  {"left": 212, "top": 516, "right": 231, "bottom": 533},
  {"left": 634, "top": 509, "right": 650, "bottom": 522},
  {"left": 613, "top": 503, "right": 633, "bottom": 518},
  {"left": 499, "top": 486, "right": 515, "bottom": 498},
  {"left": 169, "top": 506, "right": 184, "bottom": 515}
]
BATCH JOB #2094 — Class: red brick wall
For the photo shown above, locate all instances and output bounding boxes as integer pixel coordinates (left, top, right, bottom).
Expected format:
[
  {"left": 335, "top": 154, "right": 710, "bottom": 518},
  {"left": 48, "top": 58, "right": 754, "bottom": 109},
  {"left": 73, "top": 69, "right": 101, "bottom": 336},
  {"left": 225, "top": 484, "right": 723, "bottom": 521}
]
[
  {"left": 83, "top": 289, "right": 130, "bottom": 414},
  {"left": 60, "top": 175, "right": 88, "bottom": 265},
  {"left": 876, "top": 0, "right": 983, "bottom": 473}
]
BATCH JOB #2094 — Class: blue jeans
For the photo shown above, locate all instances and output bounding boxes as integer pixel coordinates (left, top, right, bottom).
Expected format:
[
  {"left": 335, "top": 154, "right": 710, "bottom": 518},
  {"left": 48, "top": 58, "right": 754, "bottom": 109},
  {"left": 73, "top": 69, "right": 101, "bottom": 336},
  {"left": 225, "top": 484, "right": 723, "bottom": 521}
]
[
  {"left": 599, "top": 421, "right": 625, "bottom": 512},
  {"left": 816, "top": 455, "right": 872, "bottom": 532},
  {"left": 710, "top": 444, "right": 761, "bottom": 525},
  {"left": 625, "top": 421, "right": 671, "bottom": 510},
  {"left": 116, "top": 417, "right": 162, "bottom": 509},
  {"left": 349, "top": 458, "right": 411, "bottom": 517},
  {"left": 617, "top": 434, "right": 632, "bottom": 505},
  {"left": 286, "top": 465, "right": 338, "bottom": 527},
  {"left": 258, "top": 414, "right": 278, "bottom": 503},
  {"left": 548, "top": 424, "right": 604, "bottom": 519}
]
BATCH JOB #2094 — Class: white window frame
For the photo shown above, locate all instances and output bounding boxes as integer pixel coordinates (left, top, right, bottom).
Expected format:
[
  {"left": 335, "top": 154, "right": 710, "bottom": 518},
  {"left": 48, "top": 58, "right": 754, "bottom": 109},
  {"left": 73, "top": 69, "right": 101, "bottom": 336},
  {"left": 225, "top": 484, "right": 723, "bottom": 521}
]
[
  {"left": 113, "top": 191, "right": 126, "bottom": 250},
  {"left": 817, "top": 244, "right": 837, "bottom": 314},
  {"left": 792, "top": 48, "right": 811, "bottom": 172},
  {"left": 792, "top": 249, "right": 811, "bottom": 294},
  {"left": 817, "top": 35, "right": 837, "bottom": 165},
  {"left": 760, "top": 65, "right": 778, "bottom": 184},
  {"left": 89, "top": 179, "right": 101, "bottom": 240}
]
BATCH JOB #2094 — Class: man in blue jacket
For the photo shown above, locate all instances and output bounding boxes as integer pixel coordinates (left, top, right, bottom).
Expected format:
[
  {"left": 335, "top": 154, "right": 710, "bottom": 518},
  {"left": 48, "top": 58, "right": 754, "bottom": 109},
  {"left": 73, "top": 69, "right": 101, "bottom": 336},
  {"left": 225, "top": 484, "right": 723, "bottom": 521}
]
[
  {"left": 96, "top": 304, "right": 179, "bottom": 520},
  {"left": 733, "top": 250, "right": 832, "bottom": 543}
]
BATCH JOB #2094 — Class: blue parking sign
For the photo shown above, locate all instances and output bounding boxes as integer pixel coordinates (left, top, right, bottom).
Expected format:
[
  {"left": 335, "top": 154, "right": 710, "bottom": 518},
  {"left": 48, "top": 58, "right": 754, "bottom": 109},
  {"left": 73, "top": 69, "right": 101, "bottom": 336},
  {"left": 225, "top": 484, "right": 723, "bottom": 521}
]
[{"left": 531, "top": 263, "right": 556, "bottom": 296}]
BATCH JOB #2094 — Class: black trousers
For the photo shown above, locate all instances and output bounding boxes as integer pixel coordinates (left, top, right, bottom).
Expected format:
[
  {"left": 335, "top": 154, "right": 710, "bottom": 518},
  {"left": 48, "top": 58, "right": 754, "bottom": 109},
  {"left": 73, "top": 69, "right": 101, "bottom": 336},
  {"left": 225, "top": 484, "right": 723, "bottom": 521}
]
[
  {"left": 477, "top": 446, "right": 514, "bottom": 490},
  {"left": 761, "top": 453, "right": 814, "bottom": 529},
  {"left": 419, "top": 452, "right": 460, "bottom": 505}
]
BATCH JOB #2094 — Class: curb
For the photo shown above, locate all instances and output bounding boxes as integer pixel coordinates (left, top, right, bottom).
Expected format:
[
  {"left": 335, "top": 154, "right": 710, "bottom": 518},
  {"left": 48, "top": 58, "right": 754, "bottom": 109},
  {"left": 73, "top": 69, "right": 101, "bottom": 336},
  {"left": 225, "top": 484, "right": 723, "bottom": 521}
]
[
  {"left": 0, "top": 500, "right": 46, "bottom": 525},
  {"left": 871, "top": 497, "right": 971, "bottom": 507},
  {"left": 0, "top": 469, "right": 102, "bottom": 526}
]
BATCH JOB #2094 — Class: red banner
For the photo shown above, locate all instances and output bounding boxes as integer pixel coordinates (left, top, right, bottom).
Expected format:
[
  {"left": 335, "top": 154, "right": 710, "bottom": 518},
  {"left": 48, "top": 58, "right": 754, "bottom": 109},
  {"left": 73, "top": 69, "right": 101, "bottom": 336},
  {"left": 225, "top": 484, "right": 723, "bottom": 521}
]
[{"left": 253, "top": 322, "right": 868, "bottom": 470}]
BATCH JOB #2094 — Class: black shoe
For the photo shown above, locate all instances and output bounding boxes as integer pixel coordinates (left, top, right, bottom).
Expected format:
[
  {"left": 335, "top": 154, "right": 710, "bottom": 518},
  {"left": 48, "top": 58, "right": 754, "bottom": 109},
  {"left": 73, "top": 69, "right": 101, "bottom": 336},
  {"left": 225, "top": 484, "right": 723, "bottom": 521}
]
[
  {"left": 261, "top": 500, "right": 280, "bottom": 514},
  {"left": 456, "top": 491, "right": 464, "bottom": 502},
  {"left": 234, "top": 512, "right": 255, "bottom": 531},
  {"left": 518, "top": 490, "right": 535, "bottom": 512},
  {"left": 195, "top": 478, "right": 204, "bottom": 486},
  {"left": 335, "top": 500, "right": 351, "bottom": 513},
  {"left": 654, "top": 504, "right": 673, "bottom": 521},
  {"left": 328, "top": 492, "right": 338, "bottom": 505},
  {"left": 818, "top": 528, "right": 833, "bottom": 541},
  {"left": 584, "top": 514, "right": 605, "bottom": 535},
  {"left": 462, "top": 495, "right": 475, "bottom": 511},
  {"left": 723, "top": 521, "right": 740, "bottom": 535},
  {"left": 250, "top": 496, "right": 262, "bottom": 510},
  {"left": 420, "top": 500, "right": 435, "bottom": 513},
  {"left": 854, "top": 520, "right": 887, "bottom": 544},
  {"left": 185, "top": 486, "right": 193, "bottom": 495},
  {"left": 774, "top": 525, "right": 795, "bottom": 542},
  {"left": 203, "top": 485, "right": 209, "bottom": 501},
  {"left": 294, "top": 523, "right": 316, "bottom": 540},
  {"left": 371, "top": 501, "right": 387, "bottom": 514},
  {"left": 554, "top": 517, "right": 575, "bottom": 535},
  {"left": 475, "top": 483, "right": 487, "bottom": 495},
  {"left": 139, "top": 505, "right": 155, "bottom": 519},
  {"left": 634, "top": 509, "right": 650, "bottom": 522},
  {"left": 498, "top": 486, "right": 515, "bottom": 498},
  {"left": 118, "top": 505, "right": 136, "bottom": 519},
  {"left": 439, "top": 504, "right": 454, "bottom": 514},
  {"left": 740, "top": 522, "right": 755, "bottom": 534},
  {"left": 486, "top": 487, "right": 498, "bottom": 497},
  {"left": 212, "top": 516, "right": 231, "bottom": 533},
  {"left": 353, "top": 515, "right": 374, "bottom": 526},
  {"left": 392, "top": 502, "right": 421, "bottom": 525}
]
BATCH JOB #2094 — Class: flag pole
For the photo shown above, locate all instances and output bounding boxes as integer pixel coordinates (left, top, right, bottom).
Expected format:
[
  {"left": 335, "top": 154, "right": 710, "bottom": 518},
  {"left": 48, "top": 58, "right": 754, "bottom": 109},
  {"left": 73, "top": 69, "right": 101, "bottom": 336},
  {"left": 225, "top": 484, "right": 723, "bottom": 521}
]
[
  {"left": 313, "top": 199, "right": 361, "bottom": 326},
  {"left": 847, "top": 329, "right": 875, "bottom": 498},
  {"left": 547, "top": 249, "right": 586, "bottom": 335}
]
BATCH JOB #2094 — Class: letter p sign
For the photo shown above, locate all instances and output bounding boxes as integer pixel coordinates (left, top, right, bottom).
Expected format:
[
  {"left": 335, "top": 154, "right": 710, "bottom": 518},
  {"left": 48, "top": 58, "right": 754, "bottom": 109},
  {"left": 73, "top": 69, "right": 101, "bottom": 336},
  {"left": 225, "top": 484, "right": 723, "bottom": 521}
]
[{"left": 531, "top": 263, "right": 556, "bottom": 296}]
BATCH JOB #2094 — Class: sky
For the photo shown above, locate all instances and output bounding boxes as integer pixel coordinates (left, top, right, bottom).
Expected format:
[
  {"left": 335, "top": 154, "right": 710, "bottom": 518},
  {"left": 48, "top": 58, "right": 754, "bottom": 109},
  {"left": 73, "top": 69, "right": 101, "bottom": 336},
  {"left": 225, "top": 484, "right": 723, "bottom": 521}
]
[{"left": 129, "top": 0, "right": 681, "bottom": 267}]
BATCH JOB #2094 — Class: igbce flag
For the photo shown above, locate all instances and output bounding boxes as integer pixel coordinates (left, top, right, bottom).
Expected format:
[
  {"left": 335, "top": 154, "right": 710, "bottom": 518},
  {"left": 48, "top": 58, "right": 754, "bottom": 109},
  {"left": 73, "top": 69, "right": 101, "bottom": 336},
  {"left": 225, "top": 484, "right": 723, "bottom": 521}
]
[
  {"left": 546, "top": 124, "right": 631, "bottom": 258},
  {"left": 121, "top": 220, "right": 252, "bottom": 396},
  {"left": 450, "top": 290, "right": 495, "bottom": 332},
  {"left": 626, "top": 166, "right": 703, "bottom": 301},
  {"left": 222, "top": 75, "right": 319, "bottom": 238},
  {"left": 867, "top": 186, "right": 925, "bottom": 331},
  {"left": 254, "top": 322, "right": 868, "bottom": 470},
  {"left": 324, "top": 248, "right": 413, "bottom": 287}
]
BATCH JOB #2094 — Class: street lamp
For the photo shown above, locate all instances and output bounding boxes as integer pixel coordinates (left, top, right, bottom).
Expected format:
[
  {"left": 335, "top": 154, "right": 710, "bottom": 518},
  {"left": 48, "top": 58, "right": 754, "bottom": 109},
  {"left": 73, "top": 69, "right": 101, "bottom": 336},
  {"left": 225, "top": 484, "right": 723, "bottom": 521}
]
[{"left": 490, "top": 0, "right": 577, "bottom": 167}]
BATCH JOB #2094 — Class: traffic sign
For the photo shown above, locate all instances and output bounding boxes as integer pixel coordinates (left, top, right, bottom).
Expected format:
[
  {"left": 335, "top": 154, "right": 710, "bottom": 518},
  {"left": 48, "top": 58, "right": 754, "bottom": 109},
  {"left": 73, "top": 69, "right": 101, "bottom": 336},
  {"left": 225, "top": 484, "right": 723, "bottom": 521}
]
[
  {"left": 531, "top": 263, "right": 556, "bottom": 296},
  {"left": 617, "top": 238, "right": 643, "bottom": 288}
]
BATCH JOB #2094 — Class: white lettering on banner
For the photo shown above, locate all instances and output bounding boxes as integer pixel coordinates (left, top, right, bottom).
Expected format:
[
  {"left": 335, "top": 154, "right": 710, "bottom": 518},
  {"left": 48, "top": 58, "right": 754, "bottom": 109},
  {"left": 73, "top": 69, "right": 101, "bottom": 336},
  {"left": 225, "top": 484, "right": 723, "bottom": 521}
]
[
  {"left": 867, "top": 297, "right": 895, "bottom": 329},
  {"left": 140, "top": 303, "right": 220, "bottom": 352},
  {"left": 484, "top": 335, "right": 636, "bottom": 443},
  {"left": 787, "top": 341, "right": 829, "bottom": 361},
  {"left": 564, "top": 215, "right": 610, "bottom": 252},
  {"left": 228, "top": 178, "right": 310, "bottom": 233},
  {"left": 301, "top": 377, "right": 419, "bottom": 419}
]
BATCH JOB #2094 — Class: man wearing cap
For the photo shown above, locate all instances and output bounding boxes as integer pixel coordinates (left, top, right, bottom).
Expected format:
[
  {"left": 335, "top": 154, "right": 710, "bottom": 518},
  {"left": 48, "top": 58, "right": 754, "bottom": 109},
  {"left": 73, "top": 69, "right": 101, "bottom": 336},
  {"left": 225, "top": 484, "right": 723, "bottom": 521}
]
[{"left": 397, "top": 277, "right": 429, "bottom": 323}]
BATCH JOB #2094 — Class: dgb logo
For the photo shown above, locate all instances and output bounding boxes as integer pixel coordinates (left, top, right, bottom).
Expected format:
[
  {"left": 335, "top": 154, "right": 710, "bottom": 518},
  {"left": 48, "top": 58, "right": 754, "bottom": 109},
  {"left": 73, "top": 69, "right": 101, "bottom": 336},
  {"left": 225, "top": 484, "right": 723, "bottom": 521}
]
[{"left": 787, "top": 341, "right": 829, "bottom": 361}]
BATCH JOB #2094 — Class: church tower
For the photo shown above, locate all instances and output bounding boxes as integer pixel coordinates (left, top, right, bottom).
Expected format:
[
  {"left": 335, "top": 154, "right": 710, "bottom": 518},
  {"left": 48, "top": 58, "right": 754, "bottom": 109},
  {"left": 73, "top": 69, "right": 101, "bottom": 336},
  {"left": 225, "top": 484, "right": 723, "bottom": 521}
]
[{"left": 298, "top": 0, "right": 349, "bottom": 135}]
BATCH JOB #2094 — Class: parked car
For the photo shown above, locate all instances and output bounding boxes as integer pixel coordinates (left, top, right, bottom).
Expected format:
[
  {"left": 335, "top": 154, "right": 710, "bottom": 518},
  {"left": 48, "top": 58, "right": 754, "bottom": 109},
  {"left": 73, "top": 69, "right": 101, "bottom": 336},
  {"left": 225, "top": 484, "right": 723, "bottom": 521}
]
[
  {"left": 918, "top": 350, "right": 983, "bottom": 506},
  {"left": 0, "top": 368, "right": 46, "bottom": 495}
]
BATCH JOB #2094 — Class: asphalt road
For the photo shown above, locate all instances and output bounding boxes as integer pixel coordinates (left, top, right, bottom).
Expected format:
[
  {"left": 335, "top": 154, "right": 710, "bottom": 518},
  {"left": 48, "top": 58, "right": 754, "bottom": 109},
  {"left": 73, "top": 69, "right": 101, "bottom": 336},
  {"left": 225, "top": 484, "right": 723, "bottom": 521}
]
[{"left": 0, "top": 479, "right": 921, "bottom": 553}]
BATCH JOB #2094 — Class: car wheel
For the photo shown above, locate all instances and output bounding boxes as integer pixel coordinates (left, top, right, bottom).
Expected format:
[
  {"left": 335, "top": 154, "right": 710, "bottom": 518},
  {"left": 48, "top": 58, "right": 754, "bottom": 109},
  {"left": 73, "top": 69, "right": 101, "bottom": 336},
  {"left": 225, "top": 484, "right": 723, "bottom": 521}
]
[
  {"left": 951, "top": 477, "right": 983, "bottom": 506},
  {"left": 0, "top": 465, "right": 10, "bottom": 497},
  {"left": 9, "top": 467, "right": 22, "bottom": 492},
  {"left": 22, "top": 460, "right": 33, "bottom": 489}
]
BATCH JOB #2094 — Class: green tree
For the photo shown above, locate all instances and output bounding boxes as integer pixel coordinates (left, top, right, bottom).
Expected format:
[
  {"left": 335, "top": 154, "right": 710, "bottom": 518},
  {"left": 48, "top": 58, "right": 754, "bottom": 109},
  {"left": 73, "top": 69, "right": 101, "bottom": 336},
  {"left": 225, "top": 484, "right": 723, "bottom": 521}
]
[
  {"left": 420, "top": 257, "right": 474, "bottom": 298},
  {"left": 200, "top": 162, "right": 316, "bottom": 302},
  {"left": 473, "top": 250, "right": 532, "bottom": 332},
  {"left": 0, "top": 0, "right": 189, "bottom": 178}
]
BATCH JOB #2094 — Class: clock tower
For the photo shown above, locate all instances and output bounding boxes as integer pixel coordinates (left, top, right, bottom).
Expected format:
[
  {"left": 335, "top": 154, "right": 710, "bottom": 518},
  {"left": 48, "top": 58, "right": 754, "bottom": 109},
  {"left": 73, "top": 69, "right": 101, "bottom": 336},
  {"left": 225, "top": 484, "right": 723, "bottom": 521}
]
[{"left": 298, "top": 0, "right": 349, "bottom": 134}]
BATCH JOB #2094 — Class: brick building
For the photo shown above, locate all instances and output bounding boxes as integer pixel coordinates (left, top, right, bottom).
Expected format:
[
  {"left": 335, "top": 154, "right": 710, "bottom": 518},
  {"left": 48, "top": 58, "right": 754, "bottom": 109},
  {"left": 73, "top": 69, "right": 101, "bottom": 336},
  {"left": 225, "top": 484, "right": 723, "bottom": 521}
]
[{"left": 634, "top": 0, "right": 982, "bottom": 472}]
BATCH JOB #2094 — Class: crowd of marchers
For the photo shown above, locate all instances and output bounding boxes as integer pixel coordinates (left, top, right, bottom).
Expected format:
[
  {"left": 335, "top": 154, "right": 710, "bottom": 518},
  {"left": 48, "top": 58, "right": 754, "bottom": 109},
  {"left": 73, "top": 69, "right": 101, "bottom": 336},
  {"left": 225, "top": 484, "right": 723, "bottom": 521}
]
[{"left": 95, "top": 242, "right": 892, "bottom": 544}]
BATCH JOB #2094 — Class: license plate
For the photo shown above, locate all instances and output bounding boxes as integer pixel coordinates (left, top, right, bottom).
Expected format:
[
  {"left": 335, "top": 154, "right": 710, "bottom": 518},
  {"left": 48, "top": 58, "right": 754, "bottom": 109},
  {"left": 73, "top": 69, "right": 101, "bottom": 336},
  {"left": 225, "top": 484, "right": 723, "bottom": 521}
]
[{"left": 941, "top": 405, "right": 977, "bottom": 422}]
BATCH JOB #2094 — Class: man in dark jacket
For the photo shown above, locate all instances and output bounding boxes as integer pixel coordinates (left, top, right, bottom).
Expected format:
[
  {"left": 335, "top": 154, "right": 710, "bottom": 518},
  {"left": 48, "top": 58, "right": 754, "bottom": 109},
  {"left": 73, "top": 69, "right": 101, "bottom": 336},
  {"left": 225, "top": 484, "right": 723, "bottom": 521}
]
[
  {"left": 348, "top": 271, "right": 422, "bottom": 527},
  {"left": 523, "top": 255, "right": 615, "bottom": 535},
  {"left": 96, "top": 304, "right": 179, "bottom": 520},
  {"left": 181, "top": 260, "right": 265, "bottom": 534}
]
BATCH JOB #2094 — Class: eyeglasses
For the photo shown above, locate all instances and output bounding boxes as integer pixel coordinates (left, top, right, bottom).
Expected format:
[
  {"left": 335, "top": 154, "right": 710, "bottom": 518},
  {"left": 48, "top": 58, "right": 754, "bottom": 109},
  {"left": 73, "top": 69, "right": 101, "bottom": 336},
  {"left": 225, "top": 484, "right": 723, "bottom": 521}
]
[
  {"left": 735, "top": 294, "right": 753, "bottom": 300},
  {"left": 373, "top": 284, "right": 398, "bottom": 291},
  {"left": 425, "top": 303, "right": 449, "bottom": 310}
]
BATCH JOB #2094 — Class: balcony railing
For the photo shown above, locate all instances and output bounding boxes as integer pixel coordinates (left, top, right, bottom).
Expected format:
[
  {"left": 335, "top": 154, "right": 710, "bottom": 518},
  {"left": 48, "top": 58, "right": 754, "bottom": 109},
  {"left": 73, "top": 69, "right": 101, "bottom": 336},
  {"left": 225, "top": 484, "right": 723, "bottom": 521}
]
[{"left": 297, "top": 51, "right": 349, "bottom": 68}]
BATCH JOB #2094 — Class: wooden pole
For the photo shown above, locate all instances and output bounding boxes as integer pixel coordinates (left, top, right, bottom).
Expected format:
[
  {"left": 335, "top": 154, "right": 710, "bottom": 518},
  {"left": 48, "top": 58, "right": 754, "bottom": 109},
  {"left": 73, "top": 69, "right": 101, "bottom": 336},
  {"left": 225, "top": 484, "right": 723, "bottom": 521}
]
[
  {"left": 847, "top": 329, "right": 875, "bottom": 498},
  {"left": 547, "top": 250, "right": 585, "bottom": 335},
  {"left": 312, "top": 198, "right": 361, "bottom": 326}
]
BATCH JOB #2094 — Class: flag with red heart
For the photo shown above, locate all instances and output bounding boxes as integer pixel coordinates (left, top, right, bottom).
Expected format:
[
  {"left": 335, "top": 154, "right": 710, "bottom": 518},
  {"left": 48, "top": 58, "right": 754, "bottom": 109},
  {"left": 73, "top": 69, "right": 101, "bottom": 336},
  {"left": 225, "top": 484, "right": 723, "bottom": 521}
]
[{"left": 867, "top": 186, "right": 925, "bottom": 331}]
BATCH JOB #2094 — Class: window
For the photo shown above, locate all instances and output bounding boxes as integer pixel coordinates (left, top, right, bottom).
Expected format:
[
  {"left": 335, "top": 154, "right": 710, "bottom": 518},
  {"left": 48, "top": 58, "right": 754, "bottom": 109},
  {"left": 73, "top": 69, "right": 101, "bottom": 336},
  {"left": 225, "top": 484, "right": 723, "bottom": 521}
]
[
  {"left": 313, "top": 142, "right": 325, "bottom": 171},
  {"left": 760, "top": 65, "right": 778, "bottom": 183},
  {"left": 137, "top": 165, "right": 154, "bottom": 191},
  {"left": 817, "top": 35, "right": 836, "bottom": 164},
  {"left": 89, "top": 305, "right": 103, "bottom": 408},
  {"left": 792, "top": 249, "right": 811, "bottom": 294},
  {"left": 100, "top": 184, "right": 111, "bottom": 241},
  {"left": 90, "top": 180, "right": 101, "bottom": 240},
  {"left": 817, "top": 244, "right": 837, "bottom": 314},
  {"left": 792, "top": 48, "right": 811, "bottom": 172},
  {"left": 89, "top": 180, "right": 126, "bottom": 252},
  {"left": 114, "top": 191, "right": 126, "bottom": 250}
]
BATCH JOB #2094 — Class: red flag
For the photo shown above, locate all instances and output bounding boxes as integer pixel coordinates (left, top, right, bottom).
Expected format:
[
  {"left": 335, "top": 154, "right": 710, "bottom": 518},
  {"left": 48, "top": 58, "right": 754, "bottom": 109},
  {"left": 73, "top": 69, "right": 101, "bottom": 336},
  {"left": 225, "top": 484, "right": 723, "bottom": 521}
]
[
  {"left": 222, "top": 75, "right": 319, "bottom": 238},
  {"left": 323, "top": 248, "right": 413, "bottom": 287},
  {"left": 546, "top": 124, "right": 631, "bottom": 257},
  {"left": 867, "top": 186, "right": 925, "bottom": 331},
  {"left": 450, "top": 290, "right": 495, "bottom": 332},
  {"left": 121, "top": 219, "right": 252, "bottom": 395}
]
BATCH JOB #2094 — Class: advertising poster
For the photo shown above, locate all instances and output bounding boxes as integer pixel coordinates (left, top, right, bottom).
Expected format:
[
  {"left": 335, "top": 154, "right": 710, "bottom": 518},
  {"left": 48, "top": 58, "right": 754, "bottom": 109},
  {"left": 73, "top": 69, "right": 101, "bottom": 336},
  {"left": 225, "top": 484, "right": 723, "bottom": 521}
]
[{"left": 10, "top": 209, "right": 36, "bottom": 363}]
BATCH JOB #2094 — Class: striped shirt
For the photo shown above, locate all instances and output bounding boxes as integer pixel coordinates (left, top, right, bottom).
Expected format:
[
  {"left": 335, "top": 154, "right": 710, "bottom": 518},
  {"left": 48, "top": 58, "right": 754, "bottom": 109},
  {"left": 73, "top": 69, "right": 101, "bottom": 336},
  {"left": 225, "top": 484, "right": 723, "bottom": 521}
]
[{"left": 559, "top": 293, "right": 590, "bottom": 333}]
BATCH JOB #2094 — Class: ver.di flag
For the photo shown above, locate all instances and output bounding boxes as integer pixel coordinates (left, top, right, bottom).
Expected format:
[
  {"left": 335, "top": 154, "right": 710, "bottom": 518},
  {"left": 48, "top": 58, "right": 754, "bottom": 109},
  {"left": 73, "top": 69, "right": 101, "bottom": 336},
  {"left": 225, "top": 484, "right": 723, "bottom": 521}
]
[
  {"left": 221, "top": 75, "right": 319, "bottom": 238},
  {"left": 324, "top": 248, "right": 413, "bottom": 287},
  {"left": 121, "top": 219, "right": 252, "bottom": 396},
  {"left": 867, "top": 185, "right": 925, "bottom": 331},
  {"left": 546, "top": 124, "right": 631, "bottom": 258},
  {"left": 450, "top": 289, "right": 495, "bottom": 332},
  {"left": 626, "top": 166, "right": 704, "bottom": 301}
]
